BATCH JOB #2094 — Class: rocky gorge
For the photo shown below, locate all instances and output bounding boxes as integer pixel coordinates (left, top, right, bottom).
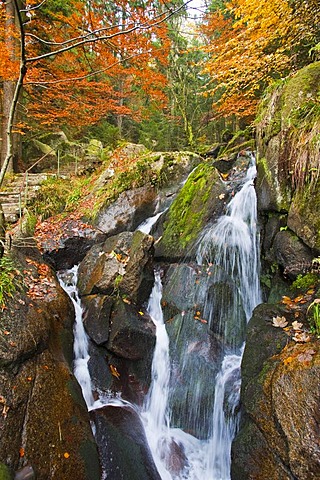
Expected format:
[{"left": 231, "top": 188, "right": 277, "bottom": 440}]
[{"left": 0, "top": 62, "right": 319, "bottom": 480}]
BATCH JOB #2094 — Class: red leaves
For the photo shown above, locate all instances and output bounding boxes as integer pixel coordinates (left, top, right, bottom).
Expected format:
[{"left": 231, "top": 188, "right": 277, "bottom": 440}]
[{"left": 25, "top": 258, "right": 56, "bottom": 301}]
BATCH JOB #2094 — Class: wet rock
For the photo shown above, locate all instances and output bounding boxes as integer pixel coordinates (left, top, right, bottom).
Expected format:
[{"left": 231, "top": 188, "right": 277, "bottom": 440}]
[
  {"left": 43, "top": 229, "right": 105, "bottom": 270},
  {"left": 156, "top": 163, "right": 226, "bottom": 260},
  {"left": 107, "top": 300, "right": 156, "bottom": 361},
  {"left": 91, "top": 404, "right": 161, "bottom": 480},
  {"left": 77, "top": 231, "right": 154, "bottom": 304},
  {"left": 232, "top": 302, "right": 320, "bottom": 480},
  {"left": 95, "top": 185, "right": 157, "bottom": 236},
  {"left": 82, "top": 295, "right": 113, "bottom": 345},
  {"left": 0, "top": 251, "right": 100, "bottom": 479},
  {"left": 166, "top": 311, "right": 222, "bottom": 438},
  {"left": 273, "top": 230, "right": 314, "bottom": 278}
]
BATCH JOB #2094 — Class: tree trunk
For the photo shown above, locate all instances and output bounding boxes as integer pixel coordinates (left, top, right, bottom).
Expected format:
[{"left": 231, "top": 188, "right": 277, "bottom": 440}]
[
  {"left": 0, "top": 0, "right": 22, "bottom": 173},
  {"left": 0, "top": 202, "right": 5, "bottom": 258}
]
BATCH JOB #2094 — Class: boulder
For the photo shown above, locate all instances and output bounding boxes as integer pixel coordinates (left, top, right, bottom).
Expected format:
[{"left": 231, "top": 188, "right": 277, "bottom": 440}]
[
  {"left": 95, "top": 185, "right": 157, "bottom": 236},
  {"left": 272, "top": 230, "right": 314, "bottom": 278},
  {"left": 232, "top": 302, "right": 320, "bottom": 480},
  {"left": 107, "top": 300, "right": 156, "bottom": 361},
  {"left": 155, "top": 163, "right": 226, "bottom": 260},
  {"left": 82, "top": 295, "right": 113, "bottom": 346},
  {"left": 77, "top": 231, "right": 154, "bottom": 304},
  {"left": 42, "top": 224, "right": 105, "bottom": 271},
  {"left": 90, "top": 405, "right": 161, "bottom": 480}
]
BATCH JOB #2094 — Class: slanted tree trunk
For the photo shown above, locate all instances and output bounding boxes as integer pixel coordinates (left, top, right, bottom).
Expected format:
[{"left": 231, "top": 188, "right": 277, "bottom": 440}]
[
  {"left": 0, "top": 202, "right": 5, "bottom": 258},
  {"left": 0, "top": 0, "right": 23, "bottom": 174},
  {"left": 0, "top": 0, "right": 26, "bottom": 188}
]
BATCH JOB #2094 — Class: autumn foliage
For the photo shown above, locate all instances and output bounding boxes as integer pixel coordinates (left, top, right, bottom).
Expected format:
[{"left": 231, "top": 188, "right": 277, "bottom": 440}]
[
  {"left": 0, "top": 0, "right": 171, "bottom": 134},
  {"left": 200, "top": 0, "right": 320, "bottom": 119}
]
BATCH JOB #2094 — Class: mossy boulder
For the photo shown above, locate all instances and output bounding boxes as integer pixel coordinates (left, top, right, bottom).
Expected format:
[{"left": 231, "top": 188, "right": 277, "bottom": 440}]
[
  {"left": 232, "top": 302, "right": 320, "bottom": 480},
  {"left": 256, "top": 62, "right": 320, "bottom": 213},
  {"left": 155, "top": 163, "right": 226, "bottom": 259},
  {"left": 287, "top": 178, "right": 320, "bottom": 253}
]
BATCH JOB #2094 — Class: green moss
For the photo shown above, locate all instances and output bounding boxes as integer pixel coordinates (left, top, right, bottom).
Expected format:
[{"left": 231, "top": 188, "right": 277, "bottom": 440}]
[
  {"left": 257, "top": 156, "right": 273, "bottom": 184},
  {"left": 0, "top": 464, "right": 12, "bottom": 480},
  {"left": 290, "top": 177, "right": 320, "bottom": 250},
  {"left": 292, "top": 272, "right": 319, "bottom": 292},
  {"left": 281, "top": 62, "right": 320, "bottom": 128},
  {"left": 161, "top": 163, "right": 215, "bottom": 253},
  {"left": 0, "top": 254, "right": 23, "bottom": 310}
]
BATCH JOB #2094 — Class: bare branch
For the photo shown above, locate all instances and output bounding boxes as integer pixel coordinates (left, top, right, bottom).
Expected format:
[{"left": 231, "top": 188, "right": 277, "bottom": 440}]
[
  {"left": 25, "top": 51, "right": 151, "bottom": 85},
  {"left": 25, "top": 1, "right": 192, "bottom": 63}
]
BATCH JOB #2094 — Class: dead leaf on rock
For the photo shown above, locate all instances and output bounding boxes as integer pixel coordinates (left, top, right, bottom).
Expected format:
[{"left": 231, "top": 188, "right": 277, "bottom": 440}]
[
  {"left": 292, "top": 321, "right": 303, "bottom": 331},
  {"left": 272, "top": 316, "right": 288, "bottom": 328},
  {"left": 293, "top": 332, "right": 310, "bottom": 343},
  {"left": 297, "top": 349, "right": 315, "bottom": 363}
]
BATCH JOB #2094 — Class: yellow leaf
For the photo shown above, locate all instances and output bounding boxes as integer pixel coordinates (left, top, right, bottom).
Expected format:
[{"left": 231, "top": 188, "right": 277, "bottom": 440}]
[
  {"left": 64, "top": 452, "right": 70, "bottom": 459},
  {"left": 110, "top": 365, "right": 120, "bottom": 379}
]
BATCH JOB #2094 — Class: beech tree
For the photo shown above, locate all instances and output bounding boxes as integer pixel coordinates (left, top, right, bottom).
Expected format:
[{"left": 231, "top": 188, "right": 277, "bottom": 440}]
[
  {"left": 200, "top": 0, "right": 320, "bottom": 120},
  {"left": 0, "top": 0, "right": 190, "bottom": 186}
]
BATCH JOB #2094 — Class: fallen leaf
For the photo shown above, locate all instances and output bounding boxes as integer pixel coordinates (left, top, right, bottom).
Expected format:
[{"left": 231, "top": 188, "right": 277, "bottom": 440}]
[
  {"left": 283, "top": 356, "right": 294, "bottom": 365},
  {"left": 293, "top": 332, "right": 310, "bottom": 343},
  {"left": 272, "top": 316, "right": 288, "bottom": 328},
  {"left": 64, "top": 452, "right": 70, "bottom": 459},
  {"left": 297, "top": 349, "right": 315, "bottom": 363},
  {"left": 293, "top": 295, "right": 304, "bottom": 303},
  {"left": 292, "top": 321, "right": 303, "bottom": 331},
  {"left": 19, "top": 448, "right": 25, "bottom": 457},
  {"left": 109, "top": 365, "right": 120, "bottom": 379}
]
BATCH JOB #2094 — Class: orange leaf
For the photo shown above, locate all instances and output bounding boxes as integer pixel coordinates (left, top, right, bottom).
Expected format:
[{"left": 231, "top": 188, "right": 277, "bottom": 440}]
[
  {"left": 19, "top": 448, "right": 25, "bottom": 457},
  {"left": 109, "top": 365, "right": 120, "bottom": 379},
  {"left": 64, "top": 452, "right": 70, "bottom": 459}
]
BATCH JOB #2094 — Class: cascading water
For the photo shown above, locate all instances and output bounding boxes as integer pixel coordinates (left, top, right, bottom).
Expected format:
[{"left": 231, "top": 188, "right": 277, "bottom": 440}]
[
  {"left": 142, "top": 154, "right": 261, "bottom": 479},
  {"left": 58, "top": 153, "right": 261, "bottom": 480},
  {"left": 58, "top": 266, "right": 94, "bottom": 408}
]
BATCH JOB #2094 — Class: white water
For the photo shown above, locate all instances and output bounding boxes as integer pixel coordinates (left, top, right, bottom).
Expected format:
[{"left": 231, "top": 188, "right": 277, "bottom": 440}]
[
  {"left": 58, "top": 266, "right": 94, "bottom": 408},
  {"left": 137, "top": 210, "right": 165, "bottom": 234},
  {"left": 142, "top": 155, "right": 261, "bottom": 479},
  {"left": 58, "top": 155, "right": 261, "bottom": 480}
]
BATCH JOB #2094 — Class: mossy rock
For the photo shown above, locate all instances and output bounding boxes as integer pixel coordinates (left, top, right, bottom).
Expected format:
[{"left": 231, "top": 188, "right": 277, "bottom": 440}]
[
  {"left": 256, "top": 62, "right": 320, "bottom": 213},
  {"left": 0, "top": 464, "right": 12, "bottom": 480},
  {"left": 156, "top": 163, "right": 225, "bottom": 259},
  {"left": 288, "top": 177, "right": 320, "bottom": 252}
]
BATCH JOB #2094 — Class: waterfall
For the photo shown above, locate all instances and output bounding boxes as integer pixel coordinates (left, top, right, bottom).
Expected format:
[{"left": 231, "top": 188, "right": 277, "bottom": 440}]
[
  {"left": 142, "top": 271, "right": 173, "bottom": 480},
  {"left": 58, "top": 266, "right": 95, "bottom": 409},
  {"left": 143, "top": 154, "right": 261, "bottom": 479},
  {"left": 58, "top": 154, "right": 261, "bottom": 480}
]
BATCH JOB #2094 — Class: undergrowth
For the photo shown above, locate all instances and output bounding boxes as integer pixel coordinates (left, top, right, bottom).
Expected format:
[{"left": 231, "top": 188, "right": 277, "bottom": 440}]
[{"left": 0, "top": 255, "right": 23, "bottom": 309}]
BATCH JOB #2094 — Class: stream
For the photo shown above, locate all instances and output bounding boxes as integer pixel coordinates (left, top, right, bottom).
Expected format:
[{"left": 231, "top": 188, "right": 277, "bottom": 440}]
[{"left": 59, "top": 155, "right": 261, "bottom": 480}]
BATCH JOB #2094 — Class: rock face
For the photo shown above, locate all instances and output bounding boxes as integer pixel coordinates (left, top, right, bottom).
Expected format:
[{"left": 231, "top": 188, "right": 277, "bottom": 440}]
[
  {"left": 255, "top": 62, "right": 320, "bottom": 253},
  {"left": 95, "top": 185, "right": 157, "bottom": 237},
  {"left": 77, "top": 230, "right": 156, "bottom": 403},
  {"left": 232, "top": 63, "right": 320, "bottom": 479},
  {"left": 91, "top": 405, "right": 161, "bottom": 480},
  {"left": 232, "top": 305, "right": 320, "bottom": 480},
  {"left": 0, "top": 249, "right": 100, "bottom": 480}
]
